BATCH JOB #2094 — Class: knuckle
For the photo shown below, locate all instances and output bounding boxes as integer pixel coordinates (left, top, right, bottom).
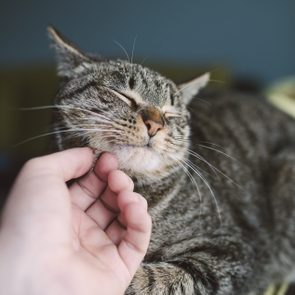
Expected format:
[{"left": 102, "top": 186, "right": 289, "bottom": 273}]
[
  {"left": 23, "top": 157, "right": 44, "bottom": 171},
  {"left": 128, "top": 176, "right": 134, "bottom": 189},
  {"left": 22, "top": 156, "right": 56, "bottom": 178}
]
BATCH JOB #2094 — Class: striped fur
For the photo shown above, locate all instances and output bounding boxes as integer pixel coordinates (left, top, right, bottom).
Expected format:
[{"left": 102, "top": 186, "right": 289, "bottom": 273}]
[{"left": 49, "top": 27, "right": 295, "bottom": 294}]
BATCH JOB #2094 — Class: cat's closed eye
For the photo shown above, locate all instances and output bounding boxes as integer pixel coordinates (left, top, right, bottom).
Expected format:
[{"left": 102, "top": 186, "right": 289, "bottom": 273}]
[
  {"left": 164, "top": 111, "right": 182, "bottom": 119},
  {"left": 109, "top": 88, "right": 137, "bottom": 109}
]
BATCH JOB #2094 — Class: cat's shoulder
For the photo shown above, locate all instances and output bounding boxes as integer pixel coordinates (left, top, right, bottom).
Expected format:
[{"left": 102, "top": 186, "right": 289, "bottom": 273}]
[{"left": 190, "top": 88, "right": 291, "bottom": 120}]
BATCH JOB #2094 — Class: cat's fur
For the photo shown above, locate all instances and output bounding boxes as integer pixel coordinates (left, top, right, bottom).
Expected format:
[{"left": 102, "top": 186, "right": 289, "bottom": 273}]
[{"left": 48, "top": 27, "right": 295, "bottom": 295}]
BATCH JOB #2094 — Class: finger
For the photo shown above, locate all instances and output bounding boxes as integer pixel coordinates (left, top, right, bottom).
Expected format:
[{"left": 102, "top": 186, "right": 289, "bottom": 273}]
[
  {"left": 85, "top": 199, "right": 117, "bottom": 229},
  {"left": 69, "top": 153, "right": 118, "bottom": 210},
  {"left": 117, "top": 192, "right": 151, "bottom": 276},
  {"left": 116, "top": 191, "right": 146, "bottom": 227},
  {"left": 105, "top": 219, "right": 126, "bottom": 245},
  {"left": 84, "top": 170, "right": 133, "bottom": 230},
  {"left": 99, "top": 170, "right": 134, "bottom": 212},
  {"left": 72, "top": 206, "right": 122, "bottom": 267},
  {"left": 24, "top": 147, "right": 94, "bottom": 182},
  {"left": 104, "top": 191, "right": 143, "bottom": 244},
  {"left": 94, "top": 152, "right": 119, "bottom": 182},
  {"left": 105, "top": 191, "right": 147, "bottom": 245},
  {"left": 72, "top": 206, "right": 112, "bottom": 254},
  {"left": 108, "top": 170, "right": 134, "bottom": 193}
]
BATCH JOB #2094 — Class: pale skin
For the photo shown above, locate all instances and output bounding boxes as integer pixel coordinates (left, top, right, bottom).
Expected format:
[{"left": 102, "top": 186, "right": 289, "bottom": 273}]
[{"left": 0, "top": 148, "right": 152, "bottom": 295}]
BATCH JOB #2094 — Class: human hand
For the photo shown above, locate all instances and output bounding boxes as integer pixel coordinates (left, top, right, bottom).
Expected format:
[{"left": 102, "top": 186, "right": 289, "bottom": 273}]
[{"left": 0, "top": 148, "right": 151, "bottom": 295}]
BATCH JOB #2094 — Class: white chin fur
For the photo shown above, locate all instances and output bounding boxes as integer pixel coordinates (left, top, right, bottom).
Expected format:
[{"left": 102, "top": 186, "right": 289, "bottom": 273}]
[{"left": 113, "top": 146, "right": 162, "bottom": 173}]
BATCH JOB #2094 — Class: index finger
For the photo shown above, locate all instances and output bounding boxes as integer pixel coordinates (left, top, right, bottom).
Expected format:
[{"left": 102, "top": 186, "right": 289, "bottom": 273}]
[
  {"left": 2, "top": 148, "right": 95, "bottom": 232},
  {"left": 28, "top": 147, "right": 95, "bottom": 181}
]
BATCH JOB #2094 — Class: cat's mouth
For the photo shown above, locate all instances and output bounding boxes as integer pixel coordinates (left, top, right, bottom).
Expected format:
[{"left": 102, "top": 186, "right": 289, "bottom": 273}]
[
  {"left": 116, "top": 135, "right": 156, "bottom": 150},
  {"left": 91, "top": 133, "right": 167, "bottom": 175},
  {"left": 118, "top": 143, "right": 152, "bottom": 150}
]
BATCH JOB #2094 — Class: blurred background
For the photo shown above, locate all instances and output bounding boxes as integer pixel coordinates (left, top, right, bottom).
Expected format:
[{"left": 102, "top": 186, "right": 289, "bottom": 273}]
[{"left": 0, "top": 0, "right": 295, "bottom": 204}]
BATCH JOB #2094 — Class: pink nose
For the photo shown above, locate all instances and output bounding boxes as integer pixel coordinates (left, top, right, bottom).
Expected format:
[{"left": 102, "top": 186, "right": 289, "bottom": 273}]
[
  {"left": 144, "top": 119, "right": 164, "bottom": 137},
  {"left": 140, "top": 107, "right": 164, "bottom": 137}
]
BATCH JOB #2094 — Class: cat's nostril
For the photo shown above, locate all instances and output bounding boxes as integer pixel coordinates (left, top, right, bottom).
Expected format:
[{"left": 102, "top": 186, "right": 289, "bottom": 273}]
[
  {"left": 145, "top": 121, "right": 151, "bottom": 130},
  {"left": 144, "top": 119, "right": 163, "bottom": 137}
]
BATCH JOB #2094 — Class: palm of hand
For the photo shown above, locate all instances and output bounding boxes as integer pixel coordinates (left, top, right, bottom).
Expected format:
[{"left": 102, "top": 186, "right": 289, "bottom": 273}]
[{"left": 0, "top": 150, "right": 151, "bottom": 295}]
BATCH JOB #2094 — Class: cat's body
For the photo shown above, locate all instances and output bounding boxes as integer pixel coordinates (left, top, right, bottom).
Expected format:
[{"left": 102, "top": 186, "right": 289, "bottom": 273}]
[
  {"left": 131, "top": 93, "right": 295, "bottom": 295},
  {"left": 48, "top": 27, "right": 295, "bottom": 294}
]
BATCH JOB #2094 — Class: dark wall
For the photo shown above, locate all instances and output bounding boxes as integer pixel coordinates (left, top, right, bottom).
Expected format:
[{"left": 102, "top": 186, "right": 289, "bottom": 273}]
[
  {"left": 1, "top": 0, "right": 295, "bottom": 84},
  {"left": 0, "top": 0, "right": 295, "bottom": 200}
]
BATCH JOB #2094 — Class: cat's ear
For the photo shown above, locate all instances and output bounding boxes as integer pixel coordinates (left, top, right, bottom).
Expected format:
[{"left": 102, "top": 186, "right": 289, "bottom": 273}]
[
  {"left": 47, "top": 26, "right": 92, "bottom": 78},
  {"left": 178, "top": 73, "right": 210, "bottom": 104}
]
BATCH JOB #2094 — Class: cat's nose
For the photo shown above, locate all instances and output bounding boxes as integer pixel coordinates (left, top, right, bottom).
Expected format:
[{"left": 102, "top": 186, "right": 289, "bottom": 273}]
[
  {"left": 144, "top": 119, "right": 164, "bottom": 137},
  {"left": 140, "top": 107, "right": 164, "bottom": 137}
]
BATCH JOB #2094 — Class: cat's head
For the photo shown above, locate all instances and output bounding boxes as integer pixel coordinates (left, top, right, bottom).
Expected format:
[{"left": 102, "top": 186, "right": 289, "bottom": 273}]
[{"left": 48, "top": 27, "right": 209, "bottom": 183}]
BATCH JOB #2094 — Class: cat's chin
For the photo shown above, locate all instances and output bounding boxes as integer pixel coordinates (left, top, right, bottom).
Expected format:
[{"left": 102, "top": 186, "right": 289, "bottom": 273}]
[{"left": 111, "top": 145, "right": 164, "bottom": 175}]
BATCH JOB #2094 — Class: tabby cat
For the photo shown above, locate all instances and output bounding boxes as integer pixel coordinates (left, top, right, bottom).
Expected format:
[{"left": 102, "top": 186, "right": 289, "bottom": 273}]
[{"left": 48, "top": 27, "right": 295, "bottom": 295}]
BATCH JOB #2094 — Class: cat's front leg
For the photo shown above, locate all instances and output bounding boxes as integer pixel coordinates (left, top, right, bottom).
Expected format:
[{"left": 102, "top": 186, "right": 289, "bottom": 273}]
[
  {"left": 125, "top": 262, "right": 197, "bottom": 295},
  {"left": 126, "top": 261, "right": 248, "bottom": 295},
  {"left": 125, "top": 241, "right": 268, "bottom": 295}
]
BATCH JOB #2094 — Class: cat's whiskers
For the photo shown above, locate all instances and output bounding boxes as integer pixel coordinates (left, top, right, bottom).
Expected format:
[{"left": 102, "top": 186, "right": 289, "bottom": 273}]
[
  {"left": 158, "top": 139, "right": 222, "bottom": 223},
  {"left": 178, "top": 146, "right": 218, "bottom": 178},
  {"left": 79, "top": 132, "right": 120, "bottom": 144},
  {"left": 69, "top": 107, "right": 115, "bottom": 123},
  {"left": 75, "top": 117, "right": 121, "bottom": 130},
  {"left": 188, "top": 149, "right": 243, "bottom": 190},
  {"left": 54, "top": 126, "right": 119, "bottom": 135},
  {"left": 61, "top": 131, "right": 119, "bottom": 145},
  {"left": 172, "top": 138, "right": 242, "bottom": 189},
  {"left": 19, "top": 105, "right": 132, "bottom": 147},
  {"left": 14, "top": 127, "right": 121, "bottom": 146},
  {"left": 54, "top": 120, "right": 114, "bottom": 129},
  {"left": 63, "top": 110, "right": 121, "bottom": 129},
  {"left": 174, "top": 136, "right": 239, "bottom": 165},
  {"left": 113, "top": 40, "right": 131, "bottom": 63},
  {"left": 196, "top": 143, "right": 240, "bottom": 164},
  {"left": 180, "top": 157, "right": 222, "bottom": 223},
  {"left": 87, "top": 117, "right": 127, "bottom": 131},
  {"left": 162, "top": 139, "right": 213, "bottom": 179},
  {"left": 129, "top": 35, "right": 138, "bottom": 78},
  {"left": 153, "top": 142, "right": 200, "bottom": 196},
  {"left": 82, "top": 113, "right": 114, "bottom": 124},
  {"left": 209, "top": 78, "right": 226, "bottom": 85},
  {"left": 174, "top": 85, "right": 210, "bottom": 106},
  {"left": 139, "top": 56, "right": 148, "bottom": 66},
  {"left": 173, "top": 136, "right": 190, "bottom": 143},
  {"left": 19, "top": 105, "right": 114, "bottom": 124},
  {"left": 174, "top": 83, "right": 193, "bottom": 96},
  {"left": 53, "top": 119, "right": 120, "bottom": 134},
  {"left": 131, "top": 35, "right": 137, "bottom": 65},
  {"left": 186, "top": 149, "right": 220, "bottom": 178},
  {"left": 197, "top": 141, "right": 227, "bottom": 150},
  {"left": 166, "top": 152, "right": 203, "bottom": 205}
]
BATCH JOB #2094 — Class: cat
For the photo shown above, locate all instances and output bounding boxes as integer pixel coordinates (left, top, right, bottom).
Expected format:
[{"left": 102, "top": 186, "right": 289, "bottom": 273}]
[{"left": 48, "top": 26, "right": 295, "bottom": 295}]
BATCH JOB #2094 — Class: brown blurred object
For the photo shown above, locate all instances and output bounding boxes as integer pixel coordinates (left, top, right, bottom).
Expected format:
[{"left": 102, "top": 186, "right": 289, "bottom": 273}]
[{"left": 0, "top": 65, "right": 58, "bottom": 204}]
